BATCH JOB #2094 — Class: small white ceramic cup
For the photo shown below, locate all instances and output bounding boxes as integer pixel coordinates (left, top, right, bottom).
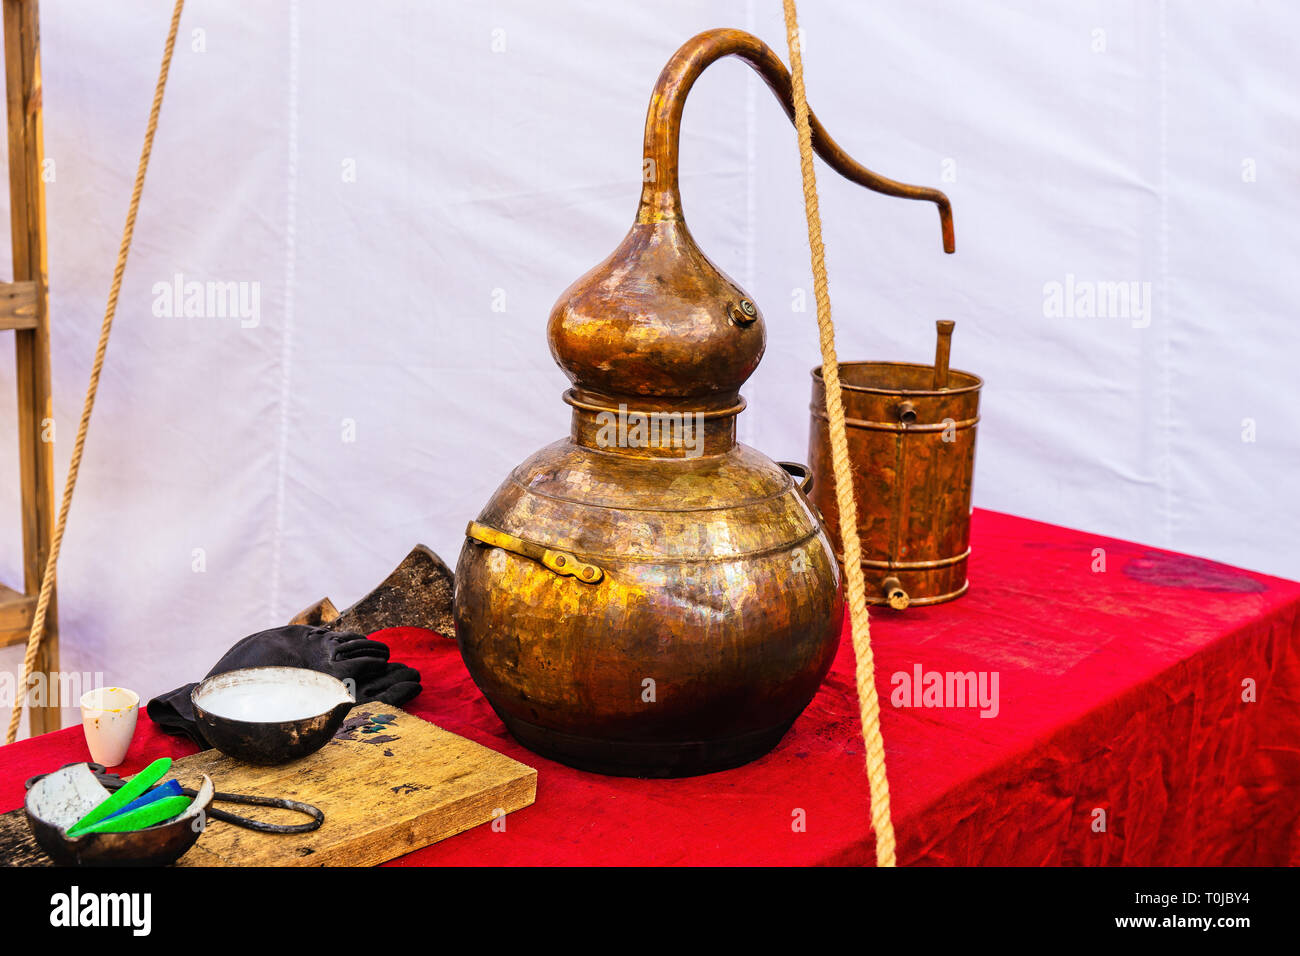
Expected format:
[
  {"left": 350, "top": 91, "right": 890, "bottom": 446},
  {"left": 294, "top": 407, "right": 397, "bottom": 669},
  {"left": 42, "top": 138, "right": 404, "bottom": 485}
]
[{"left": 80, "top": 686, "right": 139, "bottom": 767}]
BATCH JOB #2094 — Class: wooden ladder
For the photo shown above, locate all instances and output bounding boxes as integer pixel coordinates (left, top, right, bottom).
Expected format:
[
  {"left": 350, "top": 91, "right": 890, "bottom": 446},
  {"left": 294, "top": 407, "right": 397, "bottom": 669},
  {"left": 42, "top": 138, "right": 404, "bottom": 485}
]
[{"left": 0, "top": 0, "right": 57, "bottom": 735}]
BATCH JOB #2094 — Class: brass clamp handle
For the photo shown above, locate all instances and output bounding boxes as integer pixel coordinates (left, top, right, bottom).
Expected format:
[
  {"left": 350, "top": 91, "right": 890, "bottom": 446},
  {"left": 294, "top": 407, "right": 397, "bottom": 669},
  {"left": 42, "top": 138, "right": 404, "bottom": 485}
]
[{"left": 465, "top": 521, "right": 604, "bottom": 585}]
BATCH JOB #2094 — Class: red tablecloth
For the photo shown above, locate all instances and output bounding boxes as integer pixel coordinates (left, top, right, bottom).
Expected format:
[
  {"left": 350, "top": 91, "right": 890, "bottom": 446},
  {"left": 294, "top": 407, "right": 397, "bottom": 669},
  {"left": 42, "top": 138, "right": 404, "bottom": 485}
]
[{"left": 4, "top": 509, "right": 1298, "bottom": 865}]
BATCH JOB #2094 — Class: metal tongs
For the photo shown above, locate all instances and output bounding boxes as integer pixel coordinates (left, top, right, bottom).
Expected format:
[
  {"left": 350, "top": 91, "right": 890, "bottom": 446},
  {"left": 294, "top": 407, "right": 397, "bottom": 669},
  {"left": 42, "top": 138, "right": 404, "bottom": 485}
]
[{"left": 25, "top": 762, "right": 324, "bottom": 835}]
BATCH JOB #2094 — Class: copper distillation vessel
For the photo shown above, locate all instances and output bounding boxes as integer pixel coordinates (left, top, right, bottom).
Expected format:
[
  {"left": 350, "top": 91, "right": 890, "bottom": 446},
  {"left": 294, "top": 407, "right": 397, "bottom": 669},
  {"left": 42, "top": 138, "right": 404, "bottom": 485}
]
[
  {"left": 454, "top": 29, "right": 954, "bottom": 777},
  {"left": 808, "top": 321, "right": 982, "bottom": 609}
]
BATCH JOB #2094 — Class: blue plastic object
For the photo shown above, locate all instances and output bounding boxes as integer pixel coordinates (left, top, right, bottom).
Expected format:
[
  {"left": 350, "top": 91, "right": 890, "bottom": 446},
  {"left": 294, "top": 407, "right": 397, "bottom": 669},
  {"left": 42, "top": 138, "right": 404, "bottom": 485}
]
[{"left": 102, "top": 778, "right": 184, "bottom": 822}]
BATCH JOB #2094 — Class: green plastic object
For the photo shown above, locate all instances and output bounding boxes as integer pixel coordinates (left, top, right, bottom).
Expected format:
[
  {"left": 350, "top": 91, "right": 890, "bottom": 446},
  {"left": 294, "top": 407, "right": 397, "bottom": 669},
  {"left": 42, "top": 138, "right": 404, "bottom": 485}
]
[
  {"left": 76, "top": 795, "right": 192, "bottom": 835},
  {"left": 66, "top": 757, "right": 172, "bottom": 837}
]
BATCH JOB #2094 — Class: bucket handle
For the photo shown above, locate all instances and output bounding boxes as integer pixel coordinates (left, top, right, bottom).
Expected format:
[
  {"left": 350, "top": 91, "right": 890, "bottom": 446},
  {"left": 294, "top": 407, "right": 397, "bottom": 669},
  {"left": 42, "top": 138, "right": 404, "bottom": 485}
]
[{"left": 465, "top": 521, "right": 604, "bottom": 585}]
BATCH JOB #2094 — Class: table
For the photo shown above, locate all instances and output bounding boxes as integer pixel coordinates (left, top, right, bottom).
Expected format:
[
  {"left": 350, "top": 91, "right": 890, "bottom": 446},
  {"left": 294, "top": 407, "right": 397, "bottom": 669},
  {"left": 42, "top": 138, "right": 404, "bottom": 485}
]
[{"left": 3, "top": 509, "right": 1297, "bottom": 865}]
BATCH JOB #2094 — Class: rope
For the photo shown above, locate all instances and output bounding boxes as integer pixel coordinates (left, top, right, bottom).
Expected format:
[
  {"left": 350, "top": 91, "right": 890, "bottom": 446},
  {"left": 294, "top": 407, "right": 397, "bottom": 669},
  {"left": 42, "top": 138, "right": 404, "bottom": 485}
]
[
  {"left": 6, "top": 0, "right": 186, "bottom": 744},
  {"left": 781, "top": 0, "right": 897, "bottom": 866}
]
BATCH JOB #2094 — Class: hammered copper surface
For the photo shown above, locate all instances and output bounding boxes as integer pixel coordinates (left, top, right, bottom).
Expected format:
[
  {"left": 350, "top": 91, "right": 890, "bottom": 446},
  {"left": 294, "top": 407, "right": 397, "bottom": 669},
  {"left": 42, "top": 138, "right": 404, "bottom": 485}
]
[{"left": 454, "top": 28, "right": 953, "bottom": 776}]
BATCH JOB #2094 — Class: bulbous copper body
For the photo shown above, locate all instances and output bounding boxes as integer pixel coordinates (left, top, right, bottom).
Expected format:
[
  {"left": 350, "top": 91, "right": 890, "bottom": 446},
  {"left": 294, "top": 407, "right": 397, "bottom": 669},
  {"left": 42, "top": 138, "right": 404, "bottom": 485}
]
[
  {"left": 453, "top": 28, "right": 953, "bottom": 776},
  {"left": 455, "top": 436, "right": 843, "bottom": 777}
]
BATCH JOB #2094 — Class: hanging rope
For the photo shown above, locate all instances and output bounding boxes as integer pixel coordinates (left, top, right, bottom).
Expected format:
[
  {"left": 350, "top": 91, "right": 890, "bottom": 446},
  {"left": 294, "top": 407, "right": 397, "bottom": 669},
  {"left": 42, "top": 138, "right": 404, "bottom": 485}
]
[
  {"left": 781, "top": 0, "right": 897, "bottom": 866},
  {"left": 6, "top": 0, "right": 186, "bottom": 744}
]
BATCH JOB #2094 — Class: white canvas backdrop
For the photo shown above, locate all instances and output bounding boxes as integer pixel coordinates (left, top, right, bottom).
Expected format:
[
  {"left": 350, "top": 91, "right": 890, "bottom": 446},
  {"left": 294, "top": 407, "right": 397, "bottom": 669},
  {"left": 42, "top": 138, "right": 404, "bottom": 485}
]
[{"left": 1, "top": 0, "right": 1295, "bottom": 735}]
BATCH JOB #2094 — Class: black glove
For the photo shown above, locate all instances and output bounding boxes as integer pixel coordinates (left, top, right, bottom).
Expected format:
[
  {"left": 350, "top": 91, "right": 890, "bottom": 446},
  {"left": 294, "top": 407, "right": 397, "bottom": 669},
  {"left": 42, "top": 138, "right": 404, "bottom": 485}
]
[{"left": 146, "top": 625, "right": 421, "bottom": 746}]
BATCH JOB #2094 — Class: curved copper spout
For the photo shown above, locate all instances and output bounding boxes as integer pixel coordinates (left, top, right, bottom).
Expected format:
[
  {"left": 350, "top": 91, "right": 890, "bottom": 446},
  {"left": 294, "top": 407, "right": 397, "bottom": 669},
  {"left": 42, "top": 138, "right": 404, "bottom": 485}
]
[{"left": 638, "top": 28, "right": 955, "bottom": 253}]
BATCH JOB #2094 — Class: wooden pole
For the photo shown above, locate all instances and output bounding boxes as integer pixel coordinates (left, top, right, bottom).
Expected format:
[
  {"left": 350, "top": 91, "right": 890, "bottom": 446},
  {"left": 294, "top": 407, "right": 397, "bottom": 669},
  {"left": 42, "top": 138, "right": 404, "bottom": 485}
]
[{"left": 3, "top": 0, "right": 58, "bottom": 734}]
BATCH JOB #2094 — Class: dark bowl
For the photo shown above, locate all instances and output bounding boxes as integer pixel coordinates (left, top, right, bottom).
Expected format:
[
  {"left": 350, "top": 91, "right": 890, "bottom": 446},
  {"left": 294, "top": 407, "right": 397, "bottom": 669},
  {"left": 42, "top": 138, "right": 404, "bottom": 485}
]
[
  {"left": 25, "top": 764, "right": 214, "bottom": 866},
  {"left": 191, "top": 666, "right": 355, "bottom": 766}
]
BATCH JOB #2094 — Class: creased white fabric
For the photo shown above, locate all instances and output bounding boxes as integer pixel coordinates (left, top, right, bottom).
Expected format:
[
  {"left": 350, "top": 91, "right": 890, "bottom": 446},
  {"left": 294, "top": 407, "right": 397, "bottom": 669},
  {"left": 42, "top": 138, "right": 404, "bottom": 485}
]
[{"left": 0, "top": 0, "right": 1294, "bottom": 734}]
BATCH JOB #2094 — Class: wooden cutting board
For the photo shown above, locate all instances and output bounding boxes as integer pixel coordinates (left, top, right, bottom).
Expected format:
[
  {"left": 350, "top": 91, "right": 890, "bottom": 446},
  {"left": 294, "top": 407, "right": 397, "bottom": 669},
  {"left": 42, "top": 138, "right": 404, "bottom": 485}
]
[{"left": 0, "top": 705, "right": 536, "bottom": 866}]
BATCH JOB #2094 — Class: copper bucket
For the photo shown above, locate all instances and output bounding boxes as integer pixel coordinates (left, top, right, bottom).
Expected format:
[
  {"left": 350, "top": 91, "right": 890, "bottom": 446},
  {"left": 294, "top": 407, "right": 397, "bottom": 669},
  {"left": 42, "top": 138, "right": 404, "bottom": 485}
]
[{"left": 807, "top": 322, "right": 981, "bottom": 609}]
